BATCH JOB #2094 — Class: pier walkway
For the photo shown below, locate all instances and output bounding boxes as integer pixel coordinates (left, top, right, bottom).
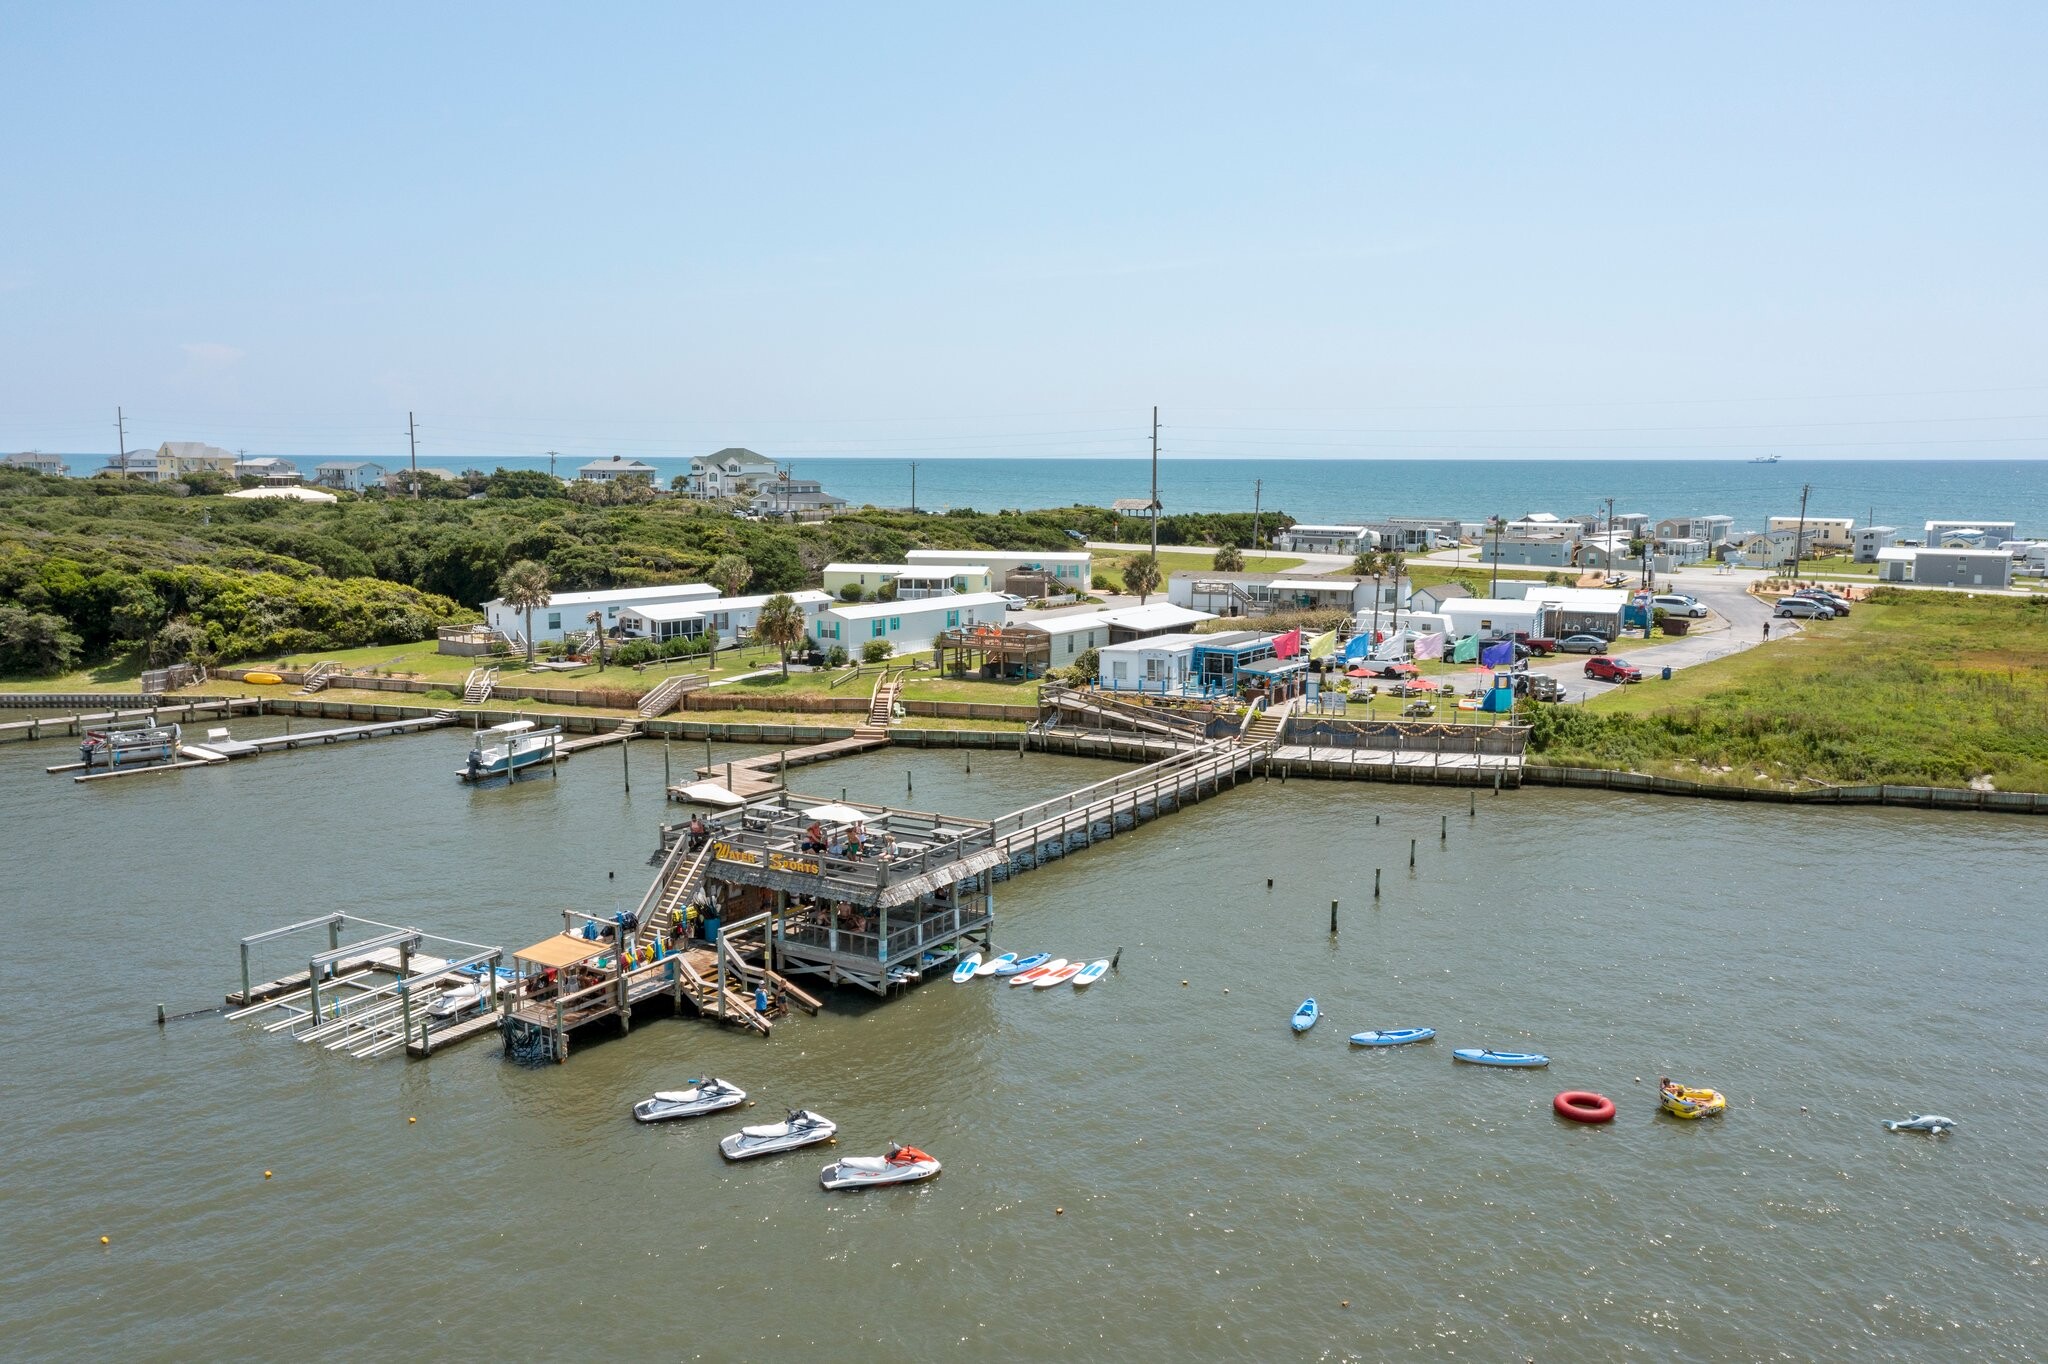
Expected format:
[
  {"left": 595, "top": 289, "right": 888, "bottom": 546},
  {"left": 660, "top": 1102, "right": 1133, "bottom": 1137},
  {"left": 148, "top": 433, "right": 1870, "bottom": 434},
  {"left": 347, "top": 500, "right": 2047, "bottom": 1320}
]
[{"left": 0, "top": 696, "right": 258, "bottom": 744}]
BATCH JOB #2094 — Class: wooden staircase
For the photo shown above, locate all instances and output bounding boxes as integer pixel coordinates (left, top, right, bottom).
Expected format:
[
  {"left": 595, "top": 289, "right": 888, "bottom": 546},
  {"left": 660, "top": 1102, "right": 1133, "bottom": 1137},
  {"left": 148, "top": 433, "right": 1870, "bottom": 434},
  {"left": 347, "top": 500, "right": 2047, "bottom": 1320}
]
[
  {"left": 1240, "top": 698, "right": 1291, "bottom": 746},
  {"left": 637, "top": 673, "right": 691, "bottom": 718},
  {"left": 294, "top": 661, "right": 342, "bottom": 695},
  {"left": 462, "top": 666, "right": 499, "bottom": 705},
  {"left": 862, "top": 673, "right": 901, "bottom": 734}
]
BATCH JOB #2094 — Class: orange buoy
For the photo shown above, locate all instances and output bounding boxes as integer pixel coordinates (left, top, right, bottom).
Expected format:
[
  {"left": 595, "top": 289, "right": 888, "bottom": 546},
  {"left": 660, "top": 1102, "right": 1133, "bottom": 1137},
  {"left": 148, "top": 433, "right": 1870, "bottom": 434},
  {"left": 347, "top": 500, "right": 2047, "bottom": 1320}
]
[{"left": 1554, "top": 1091, "right": 1616, "bottom": 1124}]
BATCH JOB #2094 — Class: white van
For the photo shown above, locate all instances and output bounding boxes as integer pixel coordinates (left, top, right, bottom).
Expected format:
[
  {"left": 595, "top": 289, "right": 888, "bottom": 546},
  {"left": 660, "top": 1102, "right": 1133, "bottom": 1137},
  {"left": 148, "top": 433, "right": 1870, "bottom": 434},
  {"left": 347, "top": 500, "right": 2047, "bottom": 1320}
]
[{"left": 1651, "top": 594, "right": 1707, "bottom": 618}]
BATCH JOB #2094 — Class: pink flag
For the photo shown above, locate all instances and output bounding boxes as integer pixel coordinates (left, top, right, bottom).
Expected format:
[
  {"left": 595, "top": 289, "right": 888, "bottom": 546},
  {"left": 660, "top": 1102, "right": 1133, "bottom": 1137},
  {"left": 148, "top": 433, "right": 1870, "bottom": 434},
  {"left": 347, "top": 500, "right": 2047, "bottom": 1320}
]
[{"left": 1272, "top": 629, "right": 1302, "bottom": 659}]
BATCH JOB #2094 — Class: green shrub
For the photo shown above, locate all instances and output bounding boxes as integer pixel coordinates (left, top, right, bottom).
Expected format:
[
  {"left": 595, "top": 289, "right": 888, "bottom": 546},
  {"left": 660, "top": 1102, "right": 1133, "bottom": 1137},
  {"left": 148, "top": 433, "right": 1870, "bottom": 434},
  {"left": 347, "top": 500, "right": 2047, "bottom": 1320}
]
[
  {"left": 861, "top": 639, "right": 891, "bottom": 664},
  {"left": 826, "top": 644, "right": 849, "bottom": 667}
]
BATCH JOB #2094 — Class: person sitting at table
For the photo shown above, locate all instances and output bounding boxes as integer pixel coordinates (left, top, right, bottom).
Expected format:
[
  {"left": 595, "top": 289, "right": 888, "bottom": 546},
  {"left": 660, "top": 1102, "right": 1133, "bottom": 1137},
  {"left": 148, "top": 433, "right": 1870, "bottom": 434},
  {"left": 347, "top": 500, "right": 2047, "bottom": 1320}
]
[{"left": 802, "top": 821, "right": 826, "bottom": 852}]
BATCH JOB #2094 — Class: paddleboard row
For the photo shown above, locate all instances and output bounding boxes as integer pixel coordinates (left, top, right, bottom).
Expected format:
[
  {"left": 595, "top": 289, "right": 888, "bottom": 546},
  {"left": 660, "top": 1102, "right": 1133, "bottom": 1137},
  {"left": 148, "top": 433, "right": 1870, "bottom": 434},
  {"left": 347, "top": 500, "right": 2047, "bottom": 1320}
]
[{"left": 952, "top": 952, "right": 1109, "bottom": 989}]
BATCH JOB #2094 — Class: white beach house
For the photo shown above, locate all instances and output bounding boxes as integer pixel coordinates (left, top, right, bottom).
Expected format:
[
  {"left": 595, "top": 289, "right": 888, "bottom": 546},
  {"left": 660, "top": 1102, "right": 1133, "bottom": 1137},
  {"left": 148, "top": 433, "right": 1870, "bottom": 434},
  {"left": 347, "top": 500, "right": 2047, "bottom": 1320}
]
[
  {"left": 814, "top": 592, "right": 1011, "bottom": 656},
  {"left": 618, "top": 590, "right": 833, "bottom": 642},
  {"left": 482, "top": 583, "right": 719, "bottom": 645},
  {"left": 903, "top": 548, "right": 1092, "bottom": 593}
]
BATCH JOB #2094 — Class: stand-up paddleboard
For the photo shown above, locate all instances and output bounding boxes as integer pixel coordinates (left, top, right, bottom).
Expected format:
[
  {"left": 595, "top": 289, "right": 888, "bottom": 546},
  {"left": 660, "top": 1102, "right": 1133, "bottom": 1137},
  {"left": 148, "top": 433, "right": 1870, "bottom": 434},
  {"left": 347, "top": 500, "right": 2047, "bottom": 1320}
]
[
  {"left": 1034, "top": 960, "right": 1084, "bottom": 989},
  {"left": 1010, "top": 957, "right": 1066, "bottom": 986},
  {"left": 975, "top": 952, "right": 1018, "bottom": 977},
  {"left": 994, "top": 953, "right": 1047, "bottom": 978},
  {"left": 1452, "top": 1048, "right": 1549, "bottom": 1067},
  {"left": 1291, "top": 999, "right": 1319, "bottom": 1032},
  {"left": 1350, "top": 1028, "right": 1435, "bottom": 1046},
  {"left": 950, "top": 953, "right": 983, "bottom": 983},
  {"left": 1070, "top": 959, "right": 1110, "bottom": 988}
]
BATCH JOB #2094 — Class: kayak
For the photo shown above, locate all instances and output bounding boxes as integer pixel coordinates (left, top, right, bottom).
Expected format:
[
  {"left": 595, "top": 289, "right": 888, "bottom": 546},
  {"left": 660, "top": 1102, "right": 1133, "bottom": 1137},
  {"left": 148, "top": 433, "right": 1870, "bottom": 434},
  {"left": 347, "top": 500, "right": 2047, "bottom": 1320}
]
[
  {"left": 1010, "top": 957, "right": 1067, "bottom": 987},
  {"left": 1034, "top": 961, "right": 1084, "bottom": 989},
  {"left": 974, "top": 952, "right": 1018, "bottom": 977},
  {"left": 1350, "top": 1028, "right": 1435, "bottom": 1047},
  {"left": 994, "top": 952, "right": 1048, "bottom": 978},
  {"left": 1291, "top": 999, "right": 1319, "bottom": 1033},
  {"left": 1660, "top": 1085, "right": 1726, "bottom": 1119},
  {"left": 950, "top": 953, "right": 983, "bottom": 983},
  {"left": 1070, "top": 959, "right": 1110, "bottom": 988},
  {"left": 1452, "top": 1048, "right": 1549, "bottom": 1067},
  {"left": 820, "top": 1144, "right": 942, "bottom": 1190},
  {"left": 633, "top": 1077, "right": 747, "bottom": 1123}
]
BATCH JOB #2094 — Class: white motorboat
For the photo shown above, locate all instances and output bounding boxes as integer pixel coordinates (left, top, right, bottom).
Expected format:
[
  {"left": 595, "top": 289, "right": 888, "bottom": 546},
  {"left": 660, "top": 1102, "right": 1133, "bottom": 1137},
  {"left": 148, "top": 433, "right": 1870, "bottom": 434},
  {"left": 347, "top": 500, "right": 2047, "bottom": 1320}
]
[
  {"left": 459, "top": 719, "right": 562, "bottom": 782},
  {"left": 425, "top": 981, "right": 485, "bottom": 1020},
  {"left": 719, "top": 1108, "right": 837, "bottom": 1160},
  {"left": 820, "top": 1144, "right": 942, "bottom": 1190},
  {"left": 633, "top": 1078, "right": 748, "bottom": 1123}
]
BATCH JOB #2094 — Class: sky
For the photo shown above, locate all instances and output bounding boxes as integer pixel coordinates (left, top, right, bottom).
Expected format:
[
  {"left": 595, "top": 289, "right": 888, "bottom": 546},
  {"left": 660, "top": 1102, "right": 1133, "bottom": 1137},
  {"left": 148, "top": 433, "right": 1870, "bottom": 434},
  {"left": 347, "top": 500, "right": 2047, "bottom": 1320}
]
[{"left": 3, "top": 2, "right": 2045, "bottom": 463}]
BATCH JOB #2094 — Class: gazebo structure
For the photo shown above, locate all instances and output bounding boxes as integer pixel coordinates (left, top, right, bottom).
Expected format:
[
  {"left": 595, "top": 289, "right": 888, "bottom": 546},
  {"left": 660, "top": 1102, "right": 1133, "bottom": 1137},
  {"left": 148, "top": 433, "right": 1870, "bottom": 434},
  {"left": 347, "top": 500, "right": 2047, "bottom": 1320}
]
[{"left": 933, "top": 623, "right": 1052, "bottom": 678}]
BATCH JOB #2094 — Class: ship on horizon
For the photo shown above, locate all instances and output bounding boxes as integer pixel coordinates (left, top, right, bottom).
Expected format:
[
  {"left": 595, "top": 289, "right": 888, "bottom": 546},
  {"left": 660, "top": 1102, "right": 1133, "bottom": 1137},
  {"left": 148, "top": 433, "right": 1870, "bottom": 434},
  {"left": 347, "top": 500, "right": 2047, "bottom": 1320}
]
[{"left": 1750, "top": 454, "right": 1782, "bottom": 464}]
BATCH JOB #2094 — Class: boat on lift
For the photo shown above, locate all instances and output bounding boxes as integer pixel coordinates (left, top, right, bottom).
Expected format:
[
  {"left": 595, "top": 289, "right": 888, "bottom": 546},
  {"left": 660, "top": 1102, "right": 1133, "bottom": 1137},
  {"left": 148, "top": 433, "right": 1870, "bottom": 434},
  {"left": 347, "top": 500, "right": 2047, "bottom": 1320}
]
[
  {"left": 458, "top": 719, "right": 562, "bottom": 783},
  {"left": 79, "top": 722, "right": 182, "bottom": 770}
]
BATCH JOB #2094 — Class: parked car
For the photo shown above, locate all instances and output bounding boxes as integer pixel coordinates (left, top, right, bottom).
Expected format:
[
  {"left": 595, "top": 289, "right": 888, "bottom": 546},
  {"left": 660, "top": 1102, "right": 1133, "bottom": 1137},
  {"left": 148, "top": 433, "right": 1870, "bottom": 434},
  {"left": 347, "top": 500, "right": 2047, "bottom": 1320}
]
[
  {"left": 1651, "top": 593, "right": 1708, "bottom": 618},
  {"left": 1513, "top": 672, "right": 1564, "bottom": 702},
  {"left": 1584, "top": 655, "right": 1643, "bottom": 683},
  {"left": 1063, "top": 529, "right": 1087, "bottom": 542},
  {"left": 1774, "top": 597, "right": 1835, "bottom": 619},
  {"left": 1512, "top": 632, "right": 1558, "bottom": 656},
  {"left": 1791, "top": 589, "right": 1851, "bottom": 615},
  {"left": 1558, "top": 634, "right": 1611, "bottom": 654},
  {"left": 1002, "top": 594, "right": 1028, "bottom": 611}
]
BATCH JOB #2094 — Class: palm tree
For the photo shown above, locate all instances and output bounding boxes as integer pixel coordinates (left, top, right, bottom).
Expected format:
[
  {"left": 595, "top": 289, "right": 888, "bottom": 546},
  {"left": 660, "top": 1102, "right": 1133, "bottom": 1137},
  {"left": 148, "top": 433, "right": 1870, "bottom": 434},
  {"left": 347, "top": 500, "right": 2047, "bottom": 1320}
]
[
  {"left": 495, "top": 559, "right": 552, "bottom": 667},
  {"left": 755, "top": 593, "right": 807, "bottom": 677},
  {"left": 1123, "top": 554, "right": 1162, "bottom": 604},
  {"left": 587, "top": 610, "right": 605, "bottom": 670},
  {"left": 1350, "top": 550, "right": 1386, "bottom": 639},
  {"left": 1383, "top": 551, "right": 1406, "bottom": 632},
  {"left": 1212, "top": 543, "right": 1245, "bottom": 572},
  {"left": 709, "top": 552, "right": 753, "bottom": 600}
]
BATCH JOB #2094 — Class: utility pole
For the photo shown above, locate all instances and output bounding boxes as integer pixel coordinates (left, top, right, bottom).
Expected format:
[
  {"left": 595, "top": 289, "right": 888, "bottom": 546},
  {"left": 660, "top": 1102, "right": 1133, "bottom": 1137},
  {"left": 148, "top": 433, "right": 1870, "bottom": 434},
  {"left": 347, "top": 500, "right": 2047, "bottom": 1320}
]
[
  {"left": 115, "top": 406, "right": 128, "bottom": 478},
  {"left": 909, "top": 461, "right": 918, "bottom": 513},
  {"left": 1149, "top": 405, "right": 1160, "bottom": 560},
  {"left": 1604, "top": 496, "right": 1616, "bottom": 573},
  {"left": 547, "top": 450, "right": 560, "bottom": 481},
  {"left": 1489, "top": 515, "right": 1503, "bottom": 598},
  {"left": 407, "top": 411, "right": 419, "bottom": 498},
  {"left": 1251, "top": 478, "right": 1262, "bottom": 556},
  {"left": 1792, "top": 482, "right": 1813, "bottom": 580}
]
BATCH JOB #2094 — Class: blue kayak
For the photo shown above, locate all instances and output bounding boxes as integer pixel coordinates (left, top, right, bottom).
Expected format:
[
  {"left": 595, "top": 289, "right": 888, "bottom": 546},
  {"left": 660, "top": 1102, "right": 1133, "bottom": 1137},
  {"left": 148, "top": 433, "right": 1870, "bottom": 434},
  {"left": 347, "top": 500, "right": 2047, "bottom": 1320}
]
[
  {"left": 1452, "top": 1047, "right": 1549, "bottom": 1068},
  {"left": 1291, "top": 998, "right": 1319, "bottom": 1033},
  {"left": 994, "top": 952, "right": 1048, "bottom": 977},
  {"left": 1351, "top": 1028, "right": 1436, "bottom": 1047}
]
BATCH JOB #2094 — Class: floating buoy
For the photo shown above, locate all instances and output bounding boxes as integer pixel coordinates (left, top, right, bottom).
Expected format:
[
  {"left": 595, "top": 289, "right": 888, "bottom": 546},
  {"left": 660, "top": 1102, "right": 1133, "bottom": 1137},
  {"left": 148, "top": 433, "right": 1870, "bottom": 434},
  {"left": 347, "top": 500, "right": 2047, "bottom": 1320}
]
[
  {"left": 100, "top": 1236, "right": 110, "bottom": 1246},
  {"left": 263, "top": 1171, "right": 273, "bottom": 1179},
  {"left": 1055, "top": 1207, "right": 1064, "bottom": 1215},
  {"left": 1341, "top": 1300, "right": 1349, "bottom": 1309},
  {"left": 1181, "top": 980, "right": 1189, "bottom": 987},
  {"left": 407, "top": 1116, "right": 416, "bottom": 1124},
  {"left": 1222, "top": 988, "right": 1228, "bottom": 994}
]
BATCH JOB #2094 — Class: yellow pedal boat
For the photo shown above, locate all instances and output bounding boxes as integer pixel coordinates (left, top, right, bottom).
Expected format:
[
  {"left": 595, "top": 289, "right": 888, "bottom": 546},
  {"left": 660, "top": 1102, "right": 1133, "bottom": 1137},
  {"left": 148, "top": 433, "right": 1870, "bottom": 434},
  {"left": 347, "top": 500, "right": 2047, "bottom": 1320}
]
[{"left": 1661, "top": 1085, "right": 1726, "bottom": 1119}]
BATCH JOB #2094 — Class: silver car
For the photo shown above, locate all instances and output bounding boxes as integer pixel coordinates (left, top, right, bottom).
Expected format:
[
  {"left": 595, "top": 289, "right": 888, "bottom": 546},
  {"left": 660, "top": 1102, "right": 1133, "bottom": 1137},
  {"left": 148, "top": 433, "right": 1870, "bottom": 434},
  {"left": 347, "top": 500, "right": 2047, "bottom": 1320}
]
[{"left": 1774, "top": 597, "right": 1835, "bottom": 619}]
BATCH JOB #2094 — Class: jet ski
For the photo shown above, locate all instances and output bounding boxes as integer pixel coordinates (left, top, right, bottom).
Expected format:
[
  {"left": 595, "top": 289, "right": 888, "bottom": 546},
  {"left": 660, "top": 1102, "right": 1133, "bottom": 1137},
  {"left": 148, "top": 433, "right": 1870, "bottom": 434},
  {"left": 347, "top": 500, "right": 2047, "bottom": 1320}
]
[
  {"left": 820, "top": 1143, "right": 942, "bottom": 1190},
  {"left": 632, "top": 1077, "right": 747, "bottom": 1123},
  {"left": 719, "top": 1108, "right": 838, "bottom": 1160},
  {"left": 426, "top": 982, "right": 485, "bottom": 1021},
  {"left": 1883, "top": 1113, "right": 1958, "bottom": 1136}
]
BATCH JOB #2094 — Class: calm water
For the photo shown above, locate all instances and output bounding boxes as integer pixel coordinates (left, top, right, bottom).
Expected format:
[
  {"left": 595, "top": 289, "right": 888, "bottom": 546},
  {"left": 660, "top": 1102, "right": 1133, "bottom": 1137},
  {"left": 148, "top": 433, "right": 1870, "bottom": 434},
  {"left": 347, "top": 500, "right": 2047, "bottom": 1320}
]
[
  {"left": 3, "top": 725, "right": 2045, "bottom": 1360},
  {"left": 404, "top": 454, "right": 2043, "bottom": 533}
]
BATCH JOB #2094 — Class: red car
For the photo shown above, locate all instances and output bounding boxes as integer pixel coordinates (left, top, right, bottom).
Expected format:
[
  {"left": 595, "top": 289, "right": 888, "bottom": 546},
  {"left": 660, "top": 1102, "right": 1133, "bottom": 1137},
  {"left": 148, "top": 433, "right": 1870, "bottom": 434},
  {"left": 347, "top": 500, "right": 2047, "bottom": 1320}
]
[
  {"left": 1583, "top": 655, "right": 1642, "bottom": 683},
  {"left": 1513, "top": 632, "right": 1558, "bottom": 656}
]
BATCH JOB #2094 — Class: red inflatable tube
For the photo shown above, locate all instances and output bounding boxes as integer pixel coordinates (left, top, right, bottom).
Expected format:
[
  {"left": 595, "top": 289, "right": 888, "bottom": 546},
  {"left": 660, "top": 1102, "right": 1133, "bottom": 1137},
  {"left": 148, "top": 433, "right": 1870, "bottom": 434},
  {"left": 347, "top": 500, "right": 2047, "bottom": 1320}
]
[{"left": 1554, "top": 1090, "right": 1616, "bottom": 1124}]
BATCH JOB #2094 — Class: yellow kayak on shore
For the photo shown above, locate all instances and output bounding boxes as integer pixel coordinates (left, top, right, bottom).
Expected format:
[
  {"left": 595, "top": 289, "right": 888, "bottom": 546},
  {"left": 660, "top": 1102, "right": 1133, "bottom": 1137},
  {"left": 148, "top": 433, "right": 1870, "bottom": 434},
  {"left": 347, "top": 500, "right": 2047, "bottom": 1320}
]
[
  {"left": 242, "top": 671, "right": 283, "bottom": 685},
  {"left": 1661, "top": 1085, "right": 1726, "bottom": 1119}
]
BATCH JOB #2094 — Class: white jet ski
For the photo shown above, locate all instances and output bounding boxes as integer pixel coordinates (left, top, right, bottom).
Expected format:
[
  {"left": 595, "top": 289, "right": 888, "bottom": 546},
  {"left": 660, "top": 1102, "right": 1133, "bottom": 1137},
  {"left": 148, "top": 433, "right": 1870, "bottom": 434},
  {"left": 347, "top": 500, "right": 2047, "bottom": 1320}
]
[
  {"left": 632, "top": 1077, "right": 747, "bottom": 1123},
  {"left": 820, "top": 1143, "right": 942, "bottom": 1190},
  {"left": 719, "top": 1108, "right": 838, "bottom": 1160},
  {"left": 426, "top": 981, "right": 485, "bottom": 1021}
]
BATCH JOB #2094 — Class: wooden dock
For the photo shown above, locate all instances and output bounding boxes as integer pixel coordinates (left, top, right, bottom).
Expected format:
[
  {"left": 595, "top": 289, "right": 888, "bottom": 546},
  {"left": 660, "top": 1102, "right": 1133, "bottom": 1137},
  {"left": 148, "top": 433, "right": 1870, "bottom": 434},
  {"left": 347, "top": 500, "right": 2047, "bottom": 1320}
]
[
  {"left": 679, "top": 729, "right": 891, "bottom": 801},
  {"left": 0, "top": 697, "right": 258, "bottom": 744},
  {"left": 554, "top": 720, "right": 640, "bottom": 756}
]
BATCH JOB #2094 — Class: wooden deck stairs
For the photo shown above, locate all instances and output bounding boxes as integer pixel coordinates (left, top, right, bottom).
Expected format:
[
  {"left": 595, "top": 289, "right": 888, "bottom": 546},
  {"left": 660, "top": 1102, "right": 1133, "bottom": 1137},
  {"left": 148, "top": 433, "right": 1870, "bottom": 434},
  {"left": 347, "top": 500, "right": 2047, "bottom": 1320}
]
[
  {"left": 1241, "top": 698, "right": 1292, "bottom": 746},
  {"left": 294, "top": 661, "right": 342, "bottom": 695},
  {"left": 861, "top": 673, "right": 901, "bottom": 734},
  {"left": 637, "top": 673, "right": 692, "bottom": 718},
  {"left": 462, "top": 665, "right": 500, "bottom": 705}
]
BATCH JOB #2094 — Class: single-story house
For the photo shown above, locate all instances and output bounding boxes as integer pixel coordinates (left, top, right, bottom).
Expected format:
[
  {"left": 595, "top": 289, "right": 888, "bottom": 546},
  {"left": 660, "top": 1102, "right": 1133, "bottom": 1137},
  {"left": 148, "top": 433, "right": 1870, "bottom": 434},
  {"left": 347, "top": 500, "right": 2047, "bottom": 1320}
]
[
  {"left": 1481, "top": 536, "right": 1577, "bottom": 568},
  {"left": 1768, "top": 515, "right": 1855, "bottom": 552},
  {"left": 1656, "top": 537, "right": 1710, "bottom": 568},
  {"left": 311, "top": 460, "right": 388, "bottom": 493},
  {"left": 1851, "top": 526, "right": 1901, "bottom": 564},
  {"left": 1273, "top": 523, "right": 1375, "bottom": 554},
  {"left": 234, "top": 456, "right": 299, "bottom": 484},
  {"left": 1898, "top": 548, "right": 2014, "bottom": 590},
  {"left": 1371, "top": 518, "right": 1463, "bottom": 551},
  {"left": 1924, "top": 519, "right": 2017, "bottom": 548},
  {"left": 1167, "top": 571, "right": 1405, "bottom": 619},
  {"left": 620, "top": 589, "right": 833, "bottom": 642},
  {"left": 821, "top": 563, "right": 996, "bottom": 601},
  {"left": 3, "top": 451, "right": 68, "bottom": 476},
  {"left": 1611, "top": 513, "right": 1652, "bottom": 538},
  {"left": 578, "top": 456, "right": 661, "bottom": 483},
  {"left": 1472, "top": 585, "right": 1631, "bottom": 639},
  {"left": 904, "top": 548, "right": 1091, "bottom": 592},
  {"left": 749, "top": 479, "right": 846, "bottom": 518},
  {"left": 1017, "top": 611, "right": 1112, "bottom": 664},
  {"left": 1440, "top": 598, "right": 1547, "bottom": 642},
  {"left": 814, "top": 592, "right": 1011, "bottom": 656},
  {"left": 1409, "top": 582, "right": 1471, "bottom": 614},
  {"left": 1724, "top": 530, "right": 1797, "bottom": 569},
  {"left": 1094, "top": 602, "right": 1216, "bottom": 642},
  {"left": 1576, "top": 541, "right": 1638, "bottom": 572},
  {"left": 1655, "top": 515, "right": 1734, "bottom": 547},
  {"left": 1096, "top": 631, "right": 1205, "bottom": 694},
  {"left": 483, "top": 583, "right": 719, "bottom": 644},
  {"left": 1873, "top": 547, "right": 1917, "bottom": 583},
  {"left": 1505, "top": 513, "right": 1580, "bottom": 539}
]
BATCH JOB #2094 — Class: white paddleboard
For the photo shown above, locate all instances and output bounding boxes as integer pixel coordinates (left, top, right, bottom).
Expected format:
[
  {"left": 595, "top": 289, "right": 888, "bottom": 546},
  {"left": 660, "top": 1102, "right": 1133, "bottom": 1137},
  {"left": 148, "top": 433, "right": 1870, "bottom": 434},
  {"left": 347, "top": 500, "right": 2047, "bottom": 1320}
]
[
  {"left": 1034, "top": 961, "right": 1084, "bottom": 989},
  {"left": 1070, "top": 959, "right": 1109, "bottom": 988},
  {"left": 975, "top": 952, "right": 1017, "bottom": 977},
  {"left": 950, "top": 953, "right": 982, "bottom": 983},
  {"left": 1009, "top": 957, "right": 1067, "bottom": 986}
]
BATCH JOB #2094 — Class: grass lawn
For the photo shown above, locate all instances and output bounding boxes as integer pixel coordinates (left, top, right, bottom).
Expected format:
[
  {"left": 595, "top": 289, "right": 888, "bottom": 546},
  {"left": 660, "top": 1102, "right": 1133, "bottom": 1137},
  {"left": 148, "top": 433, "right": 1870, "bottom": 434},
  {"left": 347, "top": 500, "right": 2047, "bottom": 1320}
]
[
  {"left": 0, "top": 656, "right": 149, "bottom": 692},
  {"left": 1527, "top": 590, "right": 2048, "bottom": 790},
  {"left": 1094, "top": 548, "right": 1303, "bottom": 591},
  {"left": 1797, "top": 555, "right": 1880, "bottom": 579},
  {"left": 1405, "top": 562, "right": 1554, "bottom": 590}
]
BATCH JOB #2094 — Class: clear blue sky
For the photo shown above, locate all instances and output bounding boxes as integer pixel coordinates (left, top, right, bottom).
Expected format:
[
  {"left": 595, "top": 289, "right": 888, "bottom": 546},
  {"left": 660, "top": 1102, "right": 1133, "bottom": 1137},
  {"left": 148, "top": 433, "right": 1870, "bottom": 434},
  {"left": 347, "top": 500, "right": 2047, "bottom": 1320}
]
[{"left": 5, "top": 2, "right": 2044, "bottom": 461}]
